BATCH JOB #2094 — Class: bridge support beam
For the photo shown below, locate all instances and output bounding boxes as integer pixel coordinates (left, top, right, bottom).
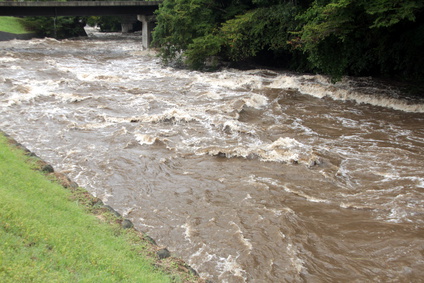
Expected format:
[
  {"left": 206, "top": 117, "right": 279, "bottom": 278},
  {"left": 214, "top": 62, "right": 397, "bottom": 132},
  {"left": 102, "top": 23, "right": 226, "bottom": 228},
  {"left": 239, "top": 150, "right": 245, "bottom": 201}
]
[{"left": 137, "top": 15, "right": 155, "bottom": 49}]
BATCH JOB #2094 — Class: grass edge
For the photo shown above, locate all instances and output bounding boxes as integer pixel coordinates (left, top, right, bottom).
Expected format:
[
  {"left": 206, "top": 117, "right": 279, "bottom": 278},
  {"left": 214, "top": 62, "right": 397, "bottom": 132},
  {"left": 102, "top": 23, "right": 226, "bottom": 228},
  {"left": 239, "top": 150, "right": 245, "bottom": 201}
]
[{"left": 0, "top": 130, "right": 203, "bottom": 283}]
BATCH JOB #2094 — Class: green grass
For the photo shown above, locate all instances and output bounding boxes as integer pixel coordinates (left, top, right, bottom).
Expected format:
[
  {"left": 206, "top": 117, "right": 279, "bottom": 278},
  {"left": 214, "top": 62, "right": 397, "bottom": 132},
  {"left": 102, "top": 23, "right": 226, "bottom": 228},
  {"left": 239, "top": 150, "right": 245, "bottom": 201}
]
[
  {"left": 0, "top": 134, "right": 173, "bottom": 282},
  {"left": 0, "top": 16, "right": 31, "bottom": 34}
]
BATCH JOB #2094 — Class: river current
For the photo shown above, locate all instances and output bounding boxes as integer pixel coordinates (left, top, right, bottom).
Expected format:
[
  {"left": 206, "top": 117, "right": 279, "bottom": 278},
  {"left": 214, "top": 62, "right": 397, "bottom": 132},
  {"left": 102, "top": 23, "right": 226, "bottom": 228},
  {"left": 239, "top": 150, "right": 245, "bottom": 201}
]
[{"left": 1, "top": 33, "right": 423, "bottom": 282}]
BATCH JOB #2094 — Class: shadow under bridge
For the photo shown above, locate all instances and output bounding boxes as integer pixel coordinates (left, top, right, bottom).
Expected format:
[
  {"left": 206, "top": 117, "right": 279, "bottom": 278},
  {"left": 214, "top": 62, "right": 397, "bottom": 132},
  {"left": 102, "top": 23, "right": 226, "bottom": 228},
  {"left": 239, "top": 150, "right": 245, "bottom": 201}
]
[{"left": 0, "top": 1, "right": 161, "bottom": 48}]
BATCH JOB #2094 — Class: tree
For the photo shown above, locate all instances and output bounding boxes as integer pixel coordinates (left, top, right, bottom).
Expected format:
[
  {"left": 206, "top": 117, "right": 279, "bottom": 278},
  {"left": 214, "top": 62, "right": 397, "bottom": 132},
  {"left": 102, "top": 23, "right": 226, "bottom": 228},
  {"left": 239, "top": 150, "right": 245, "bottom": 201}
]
[
  {"left": 153, "top": 0, "right": 301, "bottom": 69},
  {"left": 294, "top": 0, "right": 424, "bottom": 80},
  {"left": 152, "top": 0, "right": 222, "bottom": 66},
  {"left": 22, "top": 16, "right": 87, "bottom": 39},
  {"left": 153, "top": 0, "right": 424, "bottom": 82}
]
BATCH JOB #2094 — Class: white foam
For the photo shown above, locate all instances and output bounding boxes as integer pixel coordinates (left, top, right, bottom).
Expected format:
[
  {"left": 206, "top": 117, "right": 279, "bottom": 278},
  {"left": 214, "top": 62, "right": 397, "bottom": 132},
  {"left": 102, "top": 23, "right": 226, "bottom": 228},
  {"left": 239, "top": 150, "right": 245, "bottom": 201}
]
[
  {"left": 387, "top": 207, "right": 413, "bottom": 223},
  {"left": 5, "top": 86, "right": 47, "bottom": 106},
  {"left": 196, "top": 137, "right": 316, "bottom": 165},
  {"left": 217, "top": 254, "right": 247, "bottom": 281},
  {"left": 135, "top": 134, "right": 160, "bottom": 145},
  {"left": 222, "top": 120, "right": 256, "bottom": 135},
  {"left": 181, "top": 223, "right": 194, "bottom": 243},
  {"left": 142, "top": 108, "right": 197, "bottom": 123},
  {"left": 188, "top": 243, "right": 248, "bottom": 281},
  {"left": 283, "top": 185, "right": 329, "bottom": 204},
  {"left": 194, "top": 69, "right": 265, "bottom": 91},
  {"left": 0, "top": 56, "right": 18, "bottom": 63},
  {"left": 269, "top": 74, "right": 424, "bottom": 113},
  {"left": 286, "top": 242, "right": 305, "bottom": 274},
  {"left": 245, "top": 93, "right": 268, "bottom": 109},
  {"left": 229, "top": 221, "right": 253, "bottom": 251},
  {"left": 54, "top": 93, "right": 92, "bottom": 103}
]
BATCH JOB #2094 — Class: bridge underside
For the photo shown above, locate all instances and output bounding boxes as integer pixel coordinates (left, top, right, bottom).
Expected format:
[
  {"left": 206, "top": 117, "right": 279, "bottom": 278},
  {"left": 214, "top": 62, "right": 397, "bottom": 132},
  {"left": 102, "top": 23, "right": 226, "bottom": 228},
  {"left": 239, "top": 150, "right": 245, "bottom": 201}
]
[
  {"left": 0, "top": 1, "right": 159, "bottom": 17},
  {"left": 0, "top": 2, "right": 160, "bottom": 48},
  {"left": 0, "top": 7, "right": 157, "bottom": 17}
]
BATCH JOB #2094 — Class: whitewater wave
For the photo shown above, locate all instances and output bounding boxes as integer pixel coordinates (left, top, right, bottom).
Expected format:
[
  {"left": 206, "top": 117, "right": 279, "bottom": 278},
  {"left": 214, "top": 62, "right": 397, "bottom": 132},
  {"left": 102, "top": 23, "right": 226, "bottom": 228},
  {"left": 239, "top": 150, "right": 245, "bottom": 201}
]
[
  {"left": 269, "top": 74, "right": 424, "bottom": 113},
  {"left": 196, "top": 137, "right": 321, "bottom": 165}
]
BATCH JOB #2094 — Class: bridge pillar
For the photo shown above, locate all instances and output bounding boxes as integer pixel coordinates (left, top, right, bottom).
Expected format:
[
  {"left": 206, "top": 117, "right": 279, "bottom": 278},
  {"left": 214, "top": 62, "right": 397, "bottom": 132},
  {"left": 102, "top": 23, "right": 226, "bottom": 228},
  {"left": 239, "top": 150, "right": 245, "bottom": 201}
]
[
  {"left": 137, "top": 15, "right": 155, "bottom": 49},
  {"left": 120, "top": 15, "right": 137, "bottom": 33},
  {"left": 121, "top": 23, "right": 133, "bottom": 33}
]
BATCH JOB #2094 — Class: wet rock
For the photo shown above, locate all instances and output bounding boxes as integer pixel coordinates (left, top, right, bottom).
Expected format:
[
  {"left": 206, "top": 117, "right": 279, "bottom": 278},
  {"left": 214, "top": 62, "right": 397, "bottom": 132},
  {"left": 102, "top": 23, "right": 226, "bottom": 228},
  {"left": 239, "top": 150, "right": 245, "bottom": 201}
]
[
  {"left": 157, "top": 248, "right": 171, "bottom": 259},
  {"left": 69, "top": 181, "right": 79, "bottom": 189},
  {"left": 15, "top": 143, "right": 32, "bottom": 154},
  {"left": 144, "top": 234, "right": 157, "bottom": 245},
  {"left": 93, "top": 198, "right": 104, "bottom": 207},
  {"left": 63, "top": 175, "right": 79, "bottom": 189},
  {"left": 121, "top": 219, "right": 134, "bottom": 229},
  {"left": 289, "top": 159, "right": 298, "bottom": 165},
  {"left": 307, "top": 157, "right": 323, "bottom": 168},
  {"left": 41, "top": 164, "right": 54, "bottom": 173},
  {"left": 188, "top": 266, "right": 199, "bottom": 276},
  {"left": 103, "top": 205, "right": 122, "bottom": 218},
  {"left": 0, "top": 130, "right": 9, "bottom": 137},
  {"left": 54, "top": 172, "right": 79, "bottom": 189}
]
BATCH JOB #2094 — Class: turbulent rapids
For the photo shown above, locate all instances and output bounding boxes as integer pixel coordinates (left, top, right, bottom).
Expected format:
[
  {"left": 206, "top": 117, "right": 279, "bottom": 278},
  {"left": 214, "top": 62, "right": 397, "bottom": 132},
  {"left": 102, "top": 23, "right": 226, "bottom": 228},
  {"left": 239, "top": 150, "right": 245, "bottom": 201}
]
[{"left": 1, "top": 33, "right": 423, "bottom": 282}]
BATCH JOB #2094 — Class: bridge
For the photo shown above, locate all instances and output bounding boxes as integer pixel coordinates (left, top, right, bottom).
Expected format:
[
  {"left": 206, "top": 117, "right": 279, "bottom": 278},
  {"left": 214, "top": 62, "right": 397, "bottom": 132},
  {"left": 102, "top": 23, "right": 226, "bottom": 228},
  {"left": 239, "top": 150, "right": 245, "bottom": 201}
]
[{"left": 0, "top": 1, "right": 161, "bottom": 48}]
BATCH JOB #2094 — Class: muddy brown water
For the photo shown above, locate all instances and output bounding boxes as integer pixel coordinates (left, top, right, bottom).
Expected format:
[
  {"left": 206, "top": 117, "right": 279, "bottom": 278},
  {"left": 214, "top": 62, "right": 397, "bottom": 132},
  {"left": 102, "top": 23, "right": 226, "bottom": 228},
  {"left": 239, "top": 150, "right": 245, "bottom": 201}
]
[{"left": 1, "top": 33, "right": 423, "bottom": 282}]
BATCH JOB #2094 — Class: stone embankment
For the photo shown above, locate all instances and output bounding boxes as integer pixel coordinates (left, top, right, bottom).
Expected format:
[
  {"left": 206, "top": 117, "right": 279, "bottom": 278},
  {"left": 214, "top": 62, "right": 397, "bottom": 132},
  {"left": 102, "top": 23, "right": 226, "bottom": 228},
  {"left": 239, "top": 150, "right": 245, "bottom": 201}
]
[{"left": 0, "top": 31, "right": 35, "bottom": 41}]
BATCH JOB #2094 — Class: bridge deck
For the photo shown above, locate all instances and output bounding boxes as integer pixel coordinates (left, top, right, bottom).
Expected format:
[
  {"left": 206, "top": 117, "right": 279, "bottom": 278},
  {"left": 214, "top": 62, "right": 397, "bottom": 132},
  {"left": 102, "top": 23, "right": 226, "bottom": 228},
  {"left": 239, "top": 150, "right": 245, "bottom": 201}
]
[{"left": 0, "top": 1, "right": 161, "bottom": 16}]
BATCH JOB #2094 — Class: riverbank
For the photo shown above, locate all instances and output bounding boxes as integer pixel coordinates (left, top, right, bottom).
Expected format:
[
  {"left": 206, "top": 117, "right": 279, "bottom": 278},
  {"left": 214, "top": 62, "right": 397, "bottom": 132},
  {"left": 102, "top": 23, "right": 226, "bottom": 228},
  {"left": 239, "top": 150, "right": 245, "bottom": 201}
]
[
  {"left": 0, "top": 16, "right": 28, "bottom": 33},
  {"left": 0, "top": 16, "right": 35, "bottom": 41},
  {"left": 0, "top": 30, "right": 35, "bottom": 41},
  {"left": 0, "top": 131, "right": 202, "bottom": 282}
]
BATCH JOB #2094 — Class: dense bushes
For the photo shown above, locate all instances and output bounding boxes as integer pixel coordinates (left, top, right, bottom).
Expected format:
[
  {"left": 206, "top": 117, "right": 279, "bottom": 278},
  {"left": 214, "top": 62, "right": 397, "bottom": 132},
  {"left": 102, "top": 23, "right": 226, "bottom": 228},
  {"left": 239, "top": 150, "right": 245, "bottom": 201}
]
[
  {"left": 22, "top": 16, "right": 87, "bottom": 39},
  {"left": 153, "top": 0, "right": 424, "bottom": 82}
]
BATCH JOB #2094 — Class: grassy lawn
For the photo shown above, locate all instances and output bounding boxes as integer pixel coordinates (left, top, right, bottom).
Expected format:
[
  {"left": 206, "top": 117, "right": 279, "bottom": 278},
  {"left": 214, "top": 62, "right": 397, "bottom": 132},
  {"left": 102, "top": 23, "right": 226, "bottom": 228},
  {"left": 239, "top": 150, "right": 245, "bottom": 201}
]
[
  {"left": 0, "top": 133, "right": 195, "bottom": 282},
  {"left": 0, "top": 16, "right": 30, "bottom": 34}
]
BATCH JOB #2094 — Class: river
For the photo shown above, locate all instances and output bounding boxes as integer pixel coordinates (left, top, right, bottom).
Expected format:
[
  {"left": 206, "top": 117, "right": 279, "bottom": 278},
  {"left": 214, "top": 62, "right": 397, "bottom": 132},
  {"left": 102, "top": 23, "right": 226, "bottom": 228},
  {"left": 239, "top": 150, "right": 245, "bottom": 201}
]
[{"left": 1, "top": 33, "right": 423, "bottom": 282}]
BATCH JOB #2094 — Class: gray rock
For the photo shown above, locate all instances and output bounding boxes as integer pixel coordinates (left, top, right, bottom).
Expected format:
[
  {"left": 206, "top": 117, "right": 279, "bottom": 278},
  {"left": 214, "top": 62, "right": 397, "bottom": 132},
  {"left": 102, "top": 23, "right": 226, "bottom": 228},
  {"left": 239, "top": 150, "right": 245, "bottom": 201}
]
[
  {"left": 41, "top": 164, "right": 54, "bottom": 173},
  {"left": 188, "top": 266, "right": 199, "bottom": 276},
  {"left": 121, "top": 219, "right": 134, "bottom": 229},
  {"left": 103, "top": 205, "right": 121, "bottom": 218},
  {"left": 157, "top": 248, "right": 171, "bottom": 259},
  {"left": 144, "top": 234, "right": 157, "bottom": 245}
]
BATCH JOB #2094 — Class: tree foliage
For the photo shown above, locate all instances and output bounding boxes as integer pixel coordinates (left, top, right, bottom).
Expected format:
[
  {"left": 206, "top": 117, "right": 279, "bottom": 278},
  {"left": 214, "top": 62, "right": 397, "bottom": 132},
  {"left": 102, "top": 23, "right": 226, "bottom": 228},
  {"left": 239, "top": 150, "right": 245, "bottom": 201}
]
[
  {"left": 152, "top": 0, "right": 224, "bottom": 66},
  {"left": 153, "top": 0, "right": 424, "bottom": 82},
  {"left": 221, "top": 3, "right": 299, "bottom": 61},
  {"left": 153, "top": 0, "right": 299, "bottom": 69},
  {"left": 22, "top": 16, "right": 87, "bottom": 39},
  {"left": 295, "top": 0, "right": 424, "bottom": 80}
]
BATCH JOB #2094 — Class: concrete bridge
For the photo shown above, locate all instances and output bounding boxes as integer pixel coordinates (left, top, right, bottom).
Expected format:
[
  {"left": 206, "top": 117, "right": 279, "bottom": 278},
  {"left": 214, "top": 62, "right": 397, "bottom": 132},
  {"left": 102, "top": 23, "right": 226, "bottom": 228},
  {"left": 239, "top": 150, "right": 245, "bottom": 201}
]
[{"left": 0, "top": 1, "right": 161, "bottom": 48}]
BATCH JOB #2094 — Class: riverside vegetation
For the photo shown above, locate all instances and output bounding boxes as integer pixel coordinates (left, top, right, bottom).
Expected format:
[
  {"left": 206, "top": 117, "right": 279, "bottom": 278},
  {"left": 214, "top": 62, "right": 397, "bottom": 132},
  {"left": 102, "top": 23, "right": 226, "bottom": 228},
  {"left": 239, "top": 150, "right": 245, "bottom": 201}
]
[
  {"left": 152, "top": 0, "right": 424, "bottom": 83},
  {"left": 0, "top": 132, "right": 202, "bottom": 282}
]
